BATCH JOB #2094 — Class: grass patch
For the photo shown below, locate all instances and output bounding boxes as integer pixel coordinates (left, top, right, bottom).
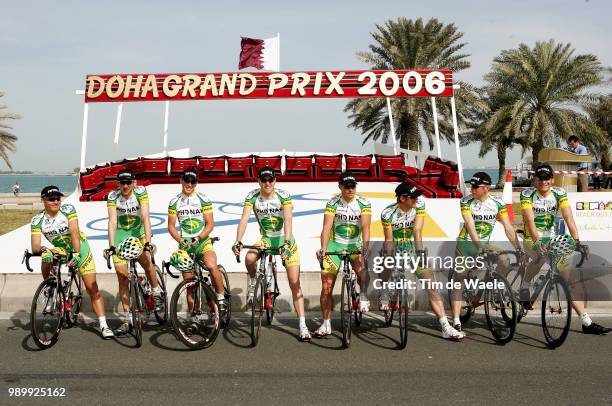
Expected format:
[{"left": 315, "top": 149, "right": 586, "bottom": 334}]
[{"left": 0, "top": 209, "right": 39, "bottom": 235}]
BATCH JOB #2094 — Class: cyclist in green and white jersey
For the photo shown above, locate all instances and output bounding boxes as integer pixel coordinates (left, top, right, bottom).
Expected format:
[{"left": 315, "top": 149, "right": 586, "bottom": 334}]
[
  {"left": 520, "top": 163, "right": 610, "bottom": 335},
  {"left": 167, "top": 168, "right": 226, "bottom": 308},
  {"left": 232, "top": 167, "right": 311, "bottom": 341},
  {"left": 106, "top": 170, "right": 160, "bottom": 336},
  {"left": 31, "top": 186, "right": 113, "bottom": 339},
  {"left": 380, "top": 183, "right": 464, "bottom": 340},
  {"left": 451, "top": 172, "right": 520, "bottom": 332},
  {"left": 314, "top": 172, "right": 371, "bottom": 338}
]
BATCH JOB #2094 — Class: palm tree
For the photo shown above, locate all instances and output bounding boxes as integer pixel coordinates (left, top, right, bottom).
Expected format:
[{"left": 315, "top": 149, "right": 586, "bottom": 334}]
[
  {"left": 0, "top": 92, "right": 19, "bottom": 169},
  {"left": 483, "top": 40, "right": 604, "bottom": 165},
  {"left": 583, "top": 95, "right": 612, "bottom": 169},
  {"left": 345, "top": 17, "right": 482, "bottom": 151},
  {"left": 467, "top": 89, "right": 529, "bottom": 188}
]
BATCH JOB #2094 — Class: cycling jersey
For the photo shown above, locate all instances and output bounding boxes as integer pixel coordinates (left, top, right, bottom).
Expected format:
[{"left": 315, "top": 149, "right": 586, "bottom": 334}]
[
  {"left": 381, "top": 197, "right": 425, "bottom": 242},
  {"left": 324, "top": 195, "right": 371, "bottom": 245},
  {"left": 168, "top": 192, "right": 213, "bottom": 238},
  {"left": 31, "top": 204, "right": 95, "bottom": 275},
  {"left": 244, "top": 188, "right": 292, "bottom": 247},
  {"left": 458, "top": 194, "right": 507, "bottom": 241},
  {"left": 520, "top": 186, "right": 569, "bottom": 240},
  {"left": 107, "top": 186, "right": 148, "bottom": 232}
]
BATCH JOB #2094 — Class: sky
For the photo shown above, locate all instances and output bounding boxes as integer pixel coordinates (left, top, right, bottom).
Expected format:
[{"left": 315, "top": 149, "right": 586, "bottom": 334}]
[{"left": 1, "top": 0, "right": 610, "bottom": 172}]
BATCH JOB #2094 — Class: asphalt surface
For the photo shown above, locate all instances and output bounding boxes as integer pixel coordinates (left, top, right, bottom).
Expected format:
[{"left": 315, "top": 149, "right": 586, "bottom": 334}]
[{"left": 0, "top": 312, "right": 611, "bottom": 405}]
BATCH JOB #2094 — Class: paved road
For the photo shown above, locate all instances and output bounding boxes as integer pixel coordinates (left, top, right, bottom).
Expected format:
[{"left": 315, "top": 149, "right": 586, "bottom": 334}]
[{"left": 1, "top": 313, "right": 611, "bottom": 405}]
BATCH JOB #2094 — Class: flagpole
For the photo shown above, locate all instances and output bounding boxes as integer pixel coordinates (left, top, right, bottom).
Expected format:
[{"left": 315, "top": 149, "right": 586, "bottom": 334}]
[{"left": 277, "top": 32, "right": 280, "bottom": 71}]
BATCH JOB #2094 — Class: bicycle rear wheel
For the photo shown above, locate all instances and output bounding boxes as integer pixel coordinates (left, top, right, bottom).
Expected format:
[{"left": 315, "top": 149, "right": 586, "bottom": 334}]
[
  {"left": 153, "top": 265, "right": 168, "bottom": 325},
  {"left": 448, "top": 270, "right": 474, "bottom": 324},
  {"left": 266, "top": 263, "right": 278, "bottom": 325},
  {"left": 130, "top": 278, "right": 143, "bottom": 347},
  {"left": 398, "top": 288, "right": 409, "bottom": 349},
  {"left": 484, "top": 274, "right": 516, "bottom": 344},
  {"left": 218, "top": 265, "right": 232, "bottom": 328},
  {"left": 340, "top": 276, "right": 352, "bottom": 348},
  {"left": 170, "top": 278, "right": 220, "bottom": 350},
  {"left": 31, "top": 278, "right": 64, "bottom": 350},
  {"left": 541, "top": 275, "right": 572, "bottom": 348},
  {"left": 64, "top": 273, "right": 82, "bottom": 328},
  {"left": 250, "top": 277, "right": 264, "bottom": 347}
]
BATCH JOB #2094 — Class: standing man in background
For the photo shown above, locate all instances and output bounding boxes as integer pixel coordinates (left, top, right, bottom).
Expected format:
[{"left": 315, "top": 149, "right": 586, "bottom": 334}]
[{"left": 567, "top": 135, "right": 589, "bottom": 192}]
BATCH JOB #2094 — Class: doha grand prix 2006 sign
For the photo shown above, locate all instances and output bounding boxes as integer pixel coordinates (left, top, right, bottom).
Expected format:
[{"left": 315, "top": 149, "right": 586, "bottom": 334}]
[{"left": 84, "top": 70, "right": 454, "bottom": 102}]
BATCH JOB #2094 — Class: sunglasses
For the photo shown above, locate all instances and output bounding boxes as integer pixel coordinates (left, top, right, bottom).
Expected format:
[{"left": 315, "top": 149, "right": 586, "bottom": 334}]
[
  {"left": 260, "top": 178, "right": 275, "bottom": 184},
  {"left": 470, "top": 184, "right": 484, "bottom": 189},
  {"left": 119, "top": 180, "right": 133, "bottom": 185},
  {"left": 44, "top": 196, "right": 61, "bottom": 202},
  {"left": 342, "top": 184, "right": 356, "bottom": 190},
  {"left": 182, "top": 178, "right": 198, "bottom": 185}
]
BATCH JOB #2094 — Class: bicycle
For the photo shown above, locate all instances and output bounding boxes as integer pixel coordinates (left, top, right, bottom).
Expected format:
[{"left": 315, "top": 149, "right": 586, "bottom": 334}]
[
  {"left": 447, "top": 250, "right": 518, "bottom": 344},
  {"left": 379, "top": 248, "right": 427, "bottom": 349},
  {"left": 505, "top": 239, "right": 588, "bottom": 348},
  {"left": 103, "top": 246, "right": 168, "bottom": 348},
  {"left": 164, "top": 237, "right": 231, "bottom": 350},
  {"left": 236, "top": 244, "right": 281, "bottom": 347},
  {"left": 23, "top": 250, "right": 83, "bottom": 349},
  {"left": 321, "top": 249, "right": 365, "bottom": 349}
]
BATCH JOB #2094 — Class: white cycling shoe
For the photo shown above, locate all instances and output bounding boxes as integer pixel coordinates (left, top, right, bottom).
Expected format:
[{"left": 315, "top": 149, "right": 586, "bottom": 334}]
[
  {"left": 441, "top": 324, "right": 465, "bottom": 341},
  {"left": 359, "top": 298, "right": 371, "bottom": 313}
]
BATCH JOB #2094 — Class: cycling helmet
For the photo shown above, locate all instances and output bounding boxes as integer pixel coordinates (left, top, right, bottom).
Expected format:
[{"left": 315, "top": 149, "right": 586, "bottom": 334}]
[
  {"left": 116, "top": 237, "right": 144, "bottom": 260},
  {"left": 549, "top": 234, "right": 575, "bottom": 257},
  {"left": 170, "top": 249, "right": 194, "bottom": 272}
]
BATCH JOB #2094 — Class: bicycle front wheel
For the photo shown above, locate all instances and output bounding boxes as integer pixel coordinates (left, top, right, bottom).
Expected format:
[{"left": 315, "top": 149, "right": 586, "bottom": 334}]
[
  {"left": 340, "top": 276, "right": 352, "bottom": 348},
  {"left": 398, "top": 289, "right": 409, "bottom": 349},
  {"left": 31, "top": 278, "right": 64, "bottom": 350},
  {"left": 250, "top": 277, "right": 264, "bottom": 347},
  {"left": 130, "top": 278, "right": 143, "bottom": 347},
  {"left": 484, "top": 274, "right": 516, "bottom": 344},
  {"left": 170, "top": 278, "right": 220, "bottom": 350},
  {"left": 541, "top": 275, "right": 572, "bottom": 349}
]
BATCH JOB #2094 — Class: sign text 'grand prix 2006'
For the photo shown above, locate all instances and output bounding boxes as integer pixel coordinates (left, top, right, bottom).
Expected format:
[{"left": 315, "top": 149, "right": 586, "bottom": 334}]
[{"left": 84, "top": 70, "right": 454, "bottom": 102}]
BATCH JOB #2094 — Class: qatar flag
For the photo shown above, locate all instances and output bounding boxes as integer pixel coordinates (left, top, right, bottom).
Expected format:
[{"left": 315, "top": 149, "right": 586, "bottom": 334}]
[{"left": 238, "top": 35, "right": 280, "bottom": 71}]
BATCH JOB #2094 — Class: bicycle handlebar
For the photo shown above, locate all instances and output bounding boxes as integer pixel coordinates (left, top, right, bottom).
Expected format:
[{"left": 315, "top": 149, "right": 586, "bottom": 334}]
[
  {"left": 22, "top": 250, "right": 36, "bottom": 272},
  {"left": 162, "top": 260, "right": 178, "bottom": 279},
  {"left": 235, "top": 243, "right": 280, "bottom": 263},
  {"left": 324, "top": 250, "right": 364, "bottom": 257}
]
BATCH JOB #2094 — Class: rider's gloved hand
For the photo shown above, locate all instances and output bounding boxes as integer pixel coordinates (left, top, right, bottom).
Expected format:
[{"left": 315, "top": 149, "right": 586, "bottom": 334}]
[
  {"left": 532, "top": 239, "right": 546, "bottom": 254},
  {"left": 105, "top": 246, "right": 116, "bottom": 260},
  {"left": 232, "top": 241, "right": 243, "bottom": 256},
  {"left": 144, "top": 241, "right": 156, "bottom": 253},
  {"left": 279, "top": 240, "right": 291, "bottom": 260},
  {"left": 41, "top": 247, "right": 54, "bottom": 264},
  {"left": 67, "top": 252, "right": 80, "bottom": 268}
]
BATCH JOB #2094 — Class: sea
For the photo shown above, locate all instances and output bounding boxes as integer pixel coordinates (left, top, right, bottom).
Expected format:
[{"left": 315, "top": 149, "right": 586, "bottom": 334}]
[
  {"left": 0, "top": 169, "right": 500, "bottom": 194},
  {"left": 0, "top": 175, "right": 77, "bottom": 194}
]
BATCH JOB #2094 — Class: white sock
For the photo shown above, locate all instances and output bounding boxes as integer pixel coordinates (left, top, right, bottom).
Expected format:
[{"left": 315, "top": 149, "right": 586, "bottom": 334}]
[
  {"left": 152, "top": 286, "right": 162, "bottom": 294},
  {"left": 453, "top": 318, "right": 461, "bottom": 326},
  {"left": 123, "top": 312, "right": 132, "bottom": 324},
  {"left": 249, "top": 277, "right": 257, "bottom": 287},
  {"left": 216, "top": 293, "right": 224, "bottom": 301},
  {"left": 299, "top": 317, "right": 307, "bottom": 329},
  {"left": 98, "top": 316, "right": 108, "bottom": 330},
  {"left": 439, "top": 317, "right": 450, "bottom": 328},
  {"left": 580, "top": 313, "right": 592, "bottom": 327},
  {"left": 323, "top": 319, "right": 331, "bottom": 329},
  {"left": 360, "top": 293, "right": 369, "bottom": 301}
]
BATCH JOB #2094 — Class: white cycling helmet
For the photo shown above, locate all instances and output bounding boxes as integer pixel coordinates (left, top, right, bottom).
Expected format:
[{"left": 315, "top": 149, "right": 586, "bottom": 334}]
[
  {"left": 116, "top": 237, "right": 144, "bottom": 260},
  {"left": 170, "top": 249, "right": 194, "bottom": 272}
]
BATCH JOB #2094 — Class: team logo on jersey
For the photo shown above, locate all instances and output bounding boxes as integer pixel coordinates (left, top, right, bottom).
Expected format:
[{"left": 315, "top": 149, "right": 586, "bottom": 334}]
[
  {"left": 535, "top": 214, "right": 554, "bottom": 230},
  {"left": 475, "top": 222, "right": 493, "bottom": 237},
  {"left": 393, "top": 228, "right": 413, "bottom": 241},
  {"left": 335, "top": 224, "right": 360, "bottom": 239},
  {"left": 53, "top": 234, "right": 73, "bottom": 249},
  {"left": 260, "top": 216, "right": 283, "bottom": 232},
  {"left": 119, "top": 216, "right": 141, "bottom": 229},
  {"left": 181, "top": 218, "right": 203, "bottom": 234}
]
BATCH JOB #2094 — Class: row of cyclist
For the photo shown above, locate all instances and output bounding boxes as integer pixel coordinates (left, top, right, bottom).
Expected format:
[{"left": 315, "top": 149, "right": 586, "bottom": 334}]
[{"left": 28, "top": 162, "right": 611, "bottom": 345}]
